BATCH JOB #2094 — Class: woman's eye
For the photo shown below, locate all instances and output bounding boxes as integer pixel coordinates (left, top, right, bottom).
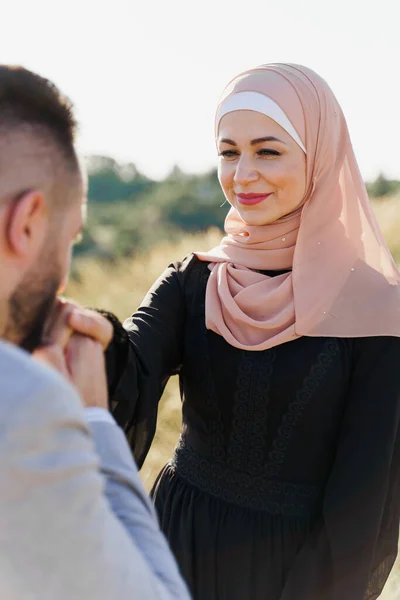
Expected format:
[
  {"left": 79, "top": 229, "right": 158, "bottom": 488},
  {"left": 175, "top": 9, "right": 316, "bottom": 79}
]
[
  {"left": 218, "top": 150, "right": 239, "bottom": 159},
  {"left": 257, "top": 149, "right": 281, "bottom": 157}
]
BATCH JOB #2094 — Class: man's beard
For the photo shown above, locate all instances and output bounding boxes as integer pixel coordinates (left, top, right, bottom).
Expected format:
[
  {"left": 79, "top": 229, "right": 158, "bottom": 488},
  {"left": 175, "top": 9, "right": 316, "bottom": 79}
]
[{"left": 4, "top": 246, "right": 62, "bottom": 353}]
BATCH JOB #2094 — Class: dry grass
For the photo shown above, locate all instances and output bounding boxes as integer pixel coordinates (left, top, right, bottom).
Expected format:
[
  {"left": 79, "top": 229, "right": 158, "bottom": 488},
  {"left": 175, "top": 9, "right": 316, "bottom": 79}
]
[{"left": 67, "top": 197, "right": 400, "bottom": 597}]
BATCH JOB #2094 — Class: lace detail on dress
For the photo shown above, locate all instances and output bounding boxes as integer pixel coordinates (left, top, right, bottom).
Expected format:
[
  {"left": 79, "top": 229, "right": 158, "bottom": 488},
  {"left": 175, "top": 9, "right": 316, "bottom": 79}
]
[
  {"left": 171, "top": 437, "right": 321, "bottom": 515},
  {"left": 227, "top": 350, "right": 276, "bottom": 474},
  {"left": 265, "top": 339, "right": 340, "bottom": 476}
]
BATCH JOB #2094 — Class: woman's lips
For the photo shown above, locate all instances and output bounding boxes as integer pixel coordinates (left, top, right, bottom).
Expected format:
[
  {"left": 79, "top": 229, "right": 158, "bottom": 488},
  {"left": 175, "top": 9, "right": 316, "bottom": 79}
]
[{"left": 236, "top": 193, "right": 272, "bottom": 206}]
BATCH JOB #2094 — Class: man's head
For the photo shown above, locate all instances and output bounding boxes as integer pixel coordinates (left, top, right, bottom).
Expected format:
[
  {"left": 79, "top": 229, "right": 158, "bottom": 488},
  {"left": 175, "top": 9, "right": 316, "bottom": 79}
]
[{"left": 0, "top": 66, "right": 86, "bottom": 352}]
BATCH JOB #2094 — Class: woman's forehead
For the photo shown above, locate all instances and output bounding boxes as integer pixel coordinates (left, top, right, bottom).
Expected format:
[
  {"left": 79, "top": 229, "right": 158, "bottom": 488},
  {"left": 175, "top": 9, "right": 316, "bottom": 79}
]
[{"left": 218, "top": 111, "right": 299, "bottom": 147}]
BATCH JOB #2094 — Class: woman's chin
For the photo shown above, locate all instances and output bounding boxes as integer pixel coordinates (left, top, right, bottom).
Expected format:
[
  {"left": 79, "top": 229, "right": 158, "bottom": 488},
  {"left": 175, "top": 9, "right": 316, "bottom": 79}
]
[{"left": 237, "top": 208, "right": 280, "bottom": 227}]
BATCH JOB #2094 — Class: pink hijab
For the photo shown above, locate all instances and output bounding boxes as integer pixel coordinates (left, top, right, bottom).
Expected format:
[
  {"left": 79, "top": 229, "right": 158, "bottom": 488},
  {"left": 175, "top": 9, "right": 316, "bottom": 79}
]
[{"left": 196, "top": 64, "right": 400, "bottom": 351}]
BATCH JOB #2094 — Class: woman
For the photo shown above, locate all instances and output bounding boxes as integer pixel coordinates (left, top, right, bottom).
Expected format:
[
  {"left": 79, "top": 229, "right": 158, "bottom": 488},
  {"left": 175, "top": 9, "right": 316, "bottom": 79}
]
[{"left": 107, "top": 64, "right": 400, "bottom": 599}]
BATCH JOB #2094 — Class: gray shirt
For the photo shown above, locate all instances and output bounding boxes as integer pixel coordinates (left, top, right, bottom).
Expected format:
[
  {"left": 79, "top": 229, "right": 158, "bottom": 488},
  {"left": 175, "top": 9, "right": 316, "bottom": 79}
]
[{"left": 0, "top": 340, "right": 190, "bottom": 599}]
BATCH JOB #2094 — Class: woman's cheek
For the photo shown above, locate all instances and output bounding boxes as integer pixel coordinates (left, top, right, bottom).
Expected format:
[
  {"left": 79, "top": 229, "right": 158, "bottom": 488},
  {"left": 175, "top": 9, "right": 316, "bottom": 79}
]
[{"left": 219, "top": 171, "right": 232, "bottom": 197}]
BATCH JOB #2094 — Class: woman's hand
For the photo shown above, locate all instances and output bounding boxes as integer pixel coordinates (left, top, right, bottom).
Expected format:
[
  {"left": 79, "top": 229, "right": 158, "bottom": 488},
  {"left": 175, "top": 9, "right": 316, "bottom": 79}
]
[{"left": 43, "top": 298, "right": 113, "bottom": 351}]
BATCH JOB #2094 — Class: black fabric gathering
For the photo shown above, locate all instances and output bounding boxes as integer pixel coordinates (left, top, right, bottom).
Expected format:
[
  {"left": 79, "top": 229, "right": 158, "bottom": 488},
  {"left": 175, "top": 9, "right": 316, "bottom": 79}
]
[{"left": 106, "top": 254, "right": 400, "bottom": 600}]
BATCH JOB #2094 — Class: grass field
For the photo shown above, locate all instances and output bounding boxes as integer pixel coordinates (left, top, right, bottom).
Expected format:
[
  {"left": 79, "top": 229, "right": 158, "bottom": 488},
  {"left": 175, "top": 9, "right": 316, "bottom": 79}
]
[{"left": 67, "top": 195, "right": 400, "bottom": 598}]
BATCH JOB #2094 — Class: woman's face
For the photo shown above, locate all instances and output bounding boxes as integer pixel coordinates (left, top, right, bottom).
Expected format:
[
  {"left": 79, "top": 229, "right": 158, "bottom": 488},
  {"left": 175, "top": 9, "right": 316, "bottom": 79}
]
[{"left": 217, "top": 110, "right": 307, "bottom": 226}]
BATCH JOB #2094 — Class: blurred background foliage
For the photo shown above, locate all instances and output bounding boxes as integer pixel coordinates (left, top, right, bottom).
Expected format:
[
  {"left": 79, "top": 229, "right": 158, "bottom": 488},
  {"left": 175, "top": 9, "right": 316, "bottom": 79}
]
[{"left": 77, "top": 156, "right": 226, "bottom": 262}]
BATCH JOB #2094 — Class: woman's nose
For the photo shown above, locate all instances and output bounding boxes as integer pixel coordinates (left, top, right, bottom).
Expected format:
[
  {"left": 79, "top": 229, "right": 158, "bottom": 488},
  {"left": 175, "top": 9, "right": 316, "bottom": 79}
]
[{"left": 233, "top": 156, "right": 259, "bottom": 186}]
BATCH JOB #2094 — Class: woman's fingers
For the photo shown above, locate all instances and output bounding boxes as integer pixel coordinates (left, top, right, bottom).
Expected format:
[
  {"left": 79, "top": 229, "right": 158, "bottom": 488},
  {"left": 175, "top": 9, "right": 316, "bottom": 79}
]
[
  {"left": 68, "top": 308, "right": 113, "bottom": 350},
  {"left": 43, "top": 298, "right": 113, "bottom": 351}
]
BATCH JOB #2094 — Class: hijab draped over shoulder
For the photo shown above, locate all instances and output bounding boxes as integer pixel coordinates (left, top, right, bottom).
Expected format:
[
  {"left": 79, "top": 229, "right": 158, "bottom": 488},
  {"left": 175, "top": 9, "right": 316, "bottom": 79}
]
[{"left": 196, "top": 64, "right": 400, "bottom": 351}]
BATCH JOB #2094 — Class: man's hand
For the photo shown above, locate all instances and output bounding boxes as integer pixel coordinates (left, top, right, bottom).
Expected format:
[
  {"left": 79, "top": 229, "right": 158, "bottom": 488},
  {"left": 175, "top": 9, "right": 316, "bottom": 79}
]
[
  {"left": 64, "top": 334, "right": 108, "bottom": 409},
  {"left": 43, "top": 298, "right": 113, "bottom": 351},
  {"left": 33, "top": 334, "right": 109, "bottom": 409},
  {"left": 36, "top": 298, "right": 111, "bottom": 409},
  {"left": 33, "top": 344, "right": 70, "bottom": 379}
]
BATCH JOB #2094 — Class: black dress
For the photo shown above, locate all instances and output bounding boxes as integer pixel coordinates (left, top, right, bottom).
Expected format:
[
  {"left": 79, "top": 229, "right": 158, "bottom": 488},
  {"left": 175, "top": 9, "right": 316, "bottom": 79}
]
[{"left": 108, "top": 254, "right": 400, "bottom": 600}]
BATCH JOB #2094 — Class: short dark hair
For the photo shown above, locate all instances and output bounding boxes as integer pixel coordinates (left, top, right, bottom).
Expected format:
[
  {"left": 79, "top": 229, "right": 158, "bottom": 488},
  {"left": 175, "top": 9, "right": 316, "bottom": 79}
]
[
  {"left": 0, "top": 65, "right": 79, "bottom": 172},
  {"left": 0, "top": 66, "right": 82, "bottom": 211}
]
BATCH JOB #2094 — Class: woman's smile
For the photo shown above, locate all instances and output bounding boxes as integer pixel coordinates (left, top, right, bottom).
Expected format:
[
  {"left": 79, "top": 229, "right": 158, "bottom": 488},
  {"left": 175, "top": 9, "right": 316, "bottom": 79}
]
[{"left": 236, "top": 192, "right": 273, "bottom": 206}]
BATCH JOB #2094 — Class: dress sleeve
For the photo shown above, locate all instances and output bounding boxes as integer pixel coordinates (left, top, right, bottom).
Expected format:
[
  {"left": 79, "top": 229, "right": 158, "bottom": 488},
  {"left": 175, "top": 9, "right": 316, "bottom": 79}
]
[
  {"left": 108, "top": 257, "right": 193, "bottom": 468},
  {"left": 281, "top": 336, "right": 400, "bottom": 600}
]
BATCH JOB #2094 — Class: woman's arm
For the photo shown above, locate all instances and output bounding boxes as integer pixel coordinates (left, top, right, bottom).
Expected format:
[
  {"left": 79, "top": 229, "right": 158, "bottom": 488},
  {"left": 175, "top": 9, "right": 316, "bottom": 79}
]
[
  {"left": 281, "top": 336, "right": 400, "bottom": 600},
  {"left": 104, "top": 256, "right": 195, "bottom": 467}
]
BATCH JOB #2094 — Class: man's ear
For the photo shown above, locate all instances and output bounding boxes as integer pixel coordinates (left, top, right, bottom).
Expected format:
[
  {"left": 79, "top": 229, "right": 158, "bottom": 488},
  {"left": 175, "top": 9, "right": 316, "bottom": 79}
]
[{"left": 6, "top": 190, "right": 49, "bottom": 259}]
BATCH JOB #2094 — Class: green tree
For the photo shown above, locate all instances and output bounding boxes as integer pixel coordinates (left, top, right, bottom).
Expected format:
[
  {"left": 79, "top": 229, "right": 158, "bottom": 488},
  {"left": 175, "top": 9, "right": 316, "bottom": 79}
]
[
  {"left": 86, "top": 155, "right": 155, "bottom": 203},
  {"left": 368, "top": 173, "right": 393, "bottom": 198}
]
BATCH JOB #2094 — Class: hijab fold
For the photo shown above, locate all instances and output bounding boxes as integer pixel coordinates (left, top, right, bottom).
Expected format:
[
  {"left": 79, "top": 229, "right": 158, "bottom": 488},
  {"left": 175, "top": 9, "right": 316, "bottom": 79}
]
[{"left": 196, "top": 64, "right": 400, "bottom": 351}]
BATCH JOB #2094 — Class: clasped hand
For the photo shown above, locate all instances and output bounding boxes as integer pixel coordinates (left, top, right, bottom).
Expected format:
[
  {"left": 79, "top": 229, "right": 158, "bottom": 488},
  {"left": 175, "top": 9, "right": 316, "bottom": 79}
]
[{"left": 33, "top": 299, "right": 113, "bottom": 410}]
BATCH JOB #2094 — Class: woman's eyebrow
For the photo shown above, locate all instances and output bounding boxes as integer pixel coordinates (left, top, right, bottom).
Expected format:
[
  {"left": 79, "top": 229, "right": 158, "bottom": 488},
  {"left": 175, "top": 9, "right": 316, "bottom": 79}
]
[
  {"left": 250, "top": 136, "right": 285, "bottom": 145},
  {"left": 219, "top": 136, "right": 286, "bottom": 146},
  {"left": 219, "top": 138, "right": 237, "bottom": 146}
]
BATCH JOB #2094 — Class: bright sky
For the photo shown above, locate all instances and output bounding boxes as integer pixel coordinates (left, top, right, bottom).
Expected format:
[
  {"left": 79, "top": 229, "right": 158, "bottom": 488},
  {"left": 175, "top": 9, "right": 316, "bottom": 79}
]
[{"left": 1, "top": 0, "right": 399, "bottom": 181}]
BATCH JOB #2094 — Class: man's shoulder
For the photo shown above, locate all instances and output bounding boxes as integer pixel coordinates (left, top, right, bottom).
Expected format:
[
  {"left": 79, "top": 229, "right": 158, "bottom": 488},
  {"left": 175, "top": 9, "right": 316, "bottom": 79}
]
[{"left": 0, "top": 340, "right": 82, "bottom": 419}]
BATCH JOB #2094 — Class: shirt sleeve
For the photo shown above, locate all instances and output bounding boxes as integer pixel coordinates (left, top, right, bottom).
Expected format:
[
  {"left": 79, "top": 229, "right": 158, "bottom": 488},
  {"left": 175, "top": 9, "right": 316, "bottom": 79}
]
[
  {"left": 0, "top": 378, "right": 190, "bottom": 600},
  {"left": 280, "top": 336, "right": 400, "bottom": 600},
  {"left": 88, "top": 420, "right": 190, "bottom": 599},
  {"left": 84, "top": 406, "right": 117, "bottom": 425}
]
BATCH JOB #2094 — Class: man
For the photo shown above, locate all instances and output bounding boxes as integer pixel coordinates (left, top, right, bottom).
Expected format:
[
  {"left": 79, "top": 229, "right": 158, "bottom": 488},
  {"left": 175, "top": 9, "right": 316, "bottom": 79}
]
[{"left": 0, "top": 65, "right": 190, "bottom": 599}]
